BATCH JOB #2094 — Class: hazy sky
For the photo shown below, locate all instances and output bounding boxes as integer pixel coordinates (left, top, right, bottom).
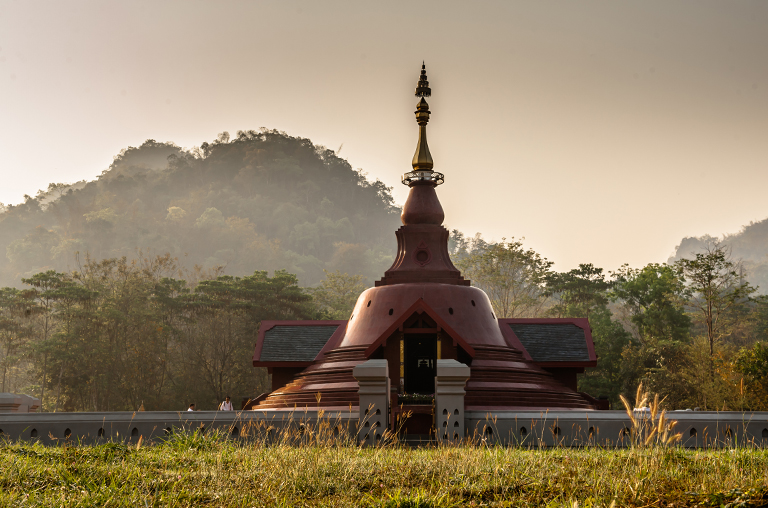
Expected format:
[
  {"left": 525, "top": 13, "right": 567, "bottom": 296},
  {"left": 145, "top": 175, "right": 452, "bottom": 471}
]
[{"left": 1, "top": 1, "right": 767, "bottom": 272}]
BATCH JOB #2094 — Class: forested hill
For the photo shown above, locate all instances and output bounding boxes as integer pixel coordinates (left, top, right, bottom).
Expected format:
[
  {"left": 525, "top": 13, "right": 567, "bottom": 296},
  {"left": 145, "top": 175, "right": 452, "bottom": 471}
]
[
  {"left": 0, "top": 130, "right": 401, "bottom": 287},
  {"left": 669, "top": 217, "right": 768, "bottom": 293}
]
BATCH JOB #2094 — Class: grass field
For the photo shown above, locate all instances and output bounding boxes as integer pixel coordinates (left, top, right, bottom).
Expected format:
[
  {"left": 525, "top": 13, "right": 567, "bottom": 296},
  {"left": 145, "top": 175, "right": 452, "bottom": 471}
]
[{"left": 1, "top": 428, "right": 767, "bottom": 508}]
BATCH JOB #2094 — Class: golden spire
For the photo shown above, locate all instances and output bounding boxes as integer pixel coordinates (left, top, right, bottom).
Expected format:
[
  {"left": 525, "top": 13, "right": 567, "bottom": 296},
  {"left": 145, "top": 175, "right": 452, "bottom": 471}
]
[
  {"left": 412, "top": 63, "right": 433, "bottom": 171},
  {"left": 403, "top": 63, "right": 443, "bottom": 187}
]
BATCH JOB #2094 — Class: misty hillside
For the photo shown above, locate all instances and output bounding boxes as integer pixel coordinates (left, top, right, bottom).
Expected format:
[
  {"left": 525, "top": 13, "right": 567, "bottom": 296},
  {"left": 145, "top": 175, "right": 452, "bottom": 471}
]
[
  {"left": 669, "top": 217, "right": 768, "bottom": 293},
  {"left": 0, "top": 129, "right": 401, "bottom": 287}
]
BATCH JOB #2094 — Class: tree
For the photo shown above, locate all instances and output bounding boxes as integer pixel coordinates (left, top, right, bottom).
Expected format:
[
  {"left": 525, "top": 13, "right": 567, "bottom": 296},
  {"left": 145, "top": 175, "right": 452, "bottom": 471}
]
[
  {"left": 21, "top": 270, "right": 71, "bottom": 410},
  {"left": 457, "top": 238, "right": 553, "bottom": 318},
  {"left": 46, "top": 278, "right": 95, "bottom": 412},
  {"left": 0, "top": 287, "right": 35, "bottom": 393},
  {"left": 675, "top": 243, "right": 756, "bottom": 378},
  {"left": 545, "top": 264, "right": 611, "bottom": 319},
  {"left": 609, "top": 263, "right": 693, "bottom": 406},
  {"left": 577, "top": 306, "right": 633, "bottom": 407},
  {"left": 733, "top": 341, "right": 768, "bottom": 409},
  {"left": 177, "top": 270, "right": 315, "bottom": 407},
  {"left": 612, "top": 263, "right": 691, "bottom": 344},
  {"left": 309, "top": 270, "right": 366, "bottom": 319}
]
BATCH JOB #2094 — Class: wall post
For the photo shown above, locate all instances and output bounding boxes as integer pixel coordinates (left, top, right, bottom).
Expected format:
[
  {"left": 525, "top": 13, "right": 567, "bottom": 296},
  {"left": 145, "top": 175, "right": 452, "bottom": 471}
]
[
  {"left": 353, "top": 359, "right": 389, "bottom": 446},
  {"left": 435, "top": 359, "right": 470, "bottom": 443}
]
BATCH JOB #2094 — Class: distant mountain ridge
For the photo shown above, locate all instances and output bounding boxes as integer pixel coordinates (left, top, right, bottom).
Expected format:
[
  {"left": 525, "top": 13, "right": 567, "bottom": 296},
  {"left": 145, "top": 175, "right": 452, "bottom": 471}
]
[
  {"left": 669, "top": 217, "right": 768, "bottom": 293},
  {"left": 0, "top": 129, "right": 401, "bottom": 287}
]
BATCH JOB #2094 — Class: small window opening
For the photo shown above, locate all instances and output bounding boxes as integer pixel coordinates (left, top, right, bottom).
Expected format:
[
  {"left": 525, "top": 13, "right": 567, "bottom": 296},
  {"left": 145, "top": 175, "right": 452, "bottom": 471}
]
[
  {"left": 484, "top": 426, "right": 493, "bottom": 436},
  {"left": 388, "top": 308, "right": 393, "bottom": 315},
  {"left": 519, "top": 426, "right": 527, "bottom": 436},
  {"left": 471, "top": 300, "right": 476, "bottom": 306},
  {"left": 231, "top": 426, "right": 239, "bottom": 437},
  {"left": 98, "top": 428, "right": 105, "bottom": 437},
  {"left": 588, "top": 426, "right": 595, "bottom": 437},
  {"left": 454, "top": 421, "right": 459, "bottom": 427},
  {"left": 442, "top": 408, "right": 448, "bottom": 415},
  {"left": 64, "top": 428, "right": 71, "bottom": 438},
  {"left": 164, "top": 427, "right": 172, "bottom": 435},
  {"left": 448, "top": 307, "right": 454, "bottom": 315},
  {"left": 552, "top": 426, "right": 560, "bottom": 436},
  {"left": 131, "top": 427, "right": 139, "bottom": 437},
  {"left": 30, "top": 429, "right": 38, "bottom": 438},
  {"left": 454, "top": 409, "right": 459, "bottom": 415},
  {"left": 689, "top": 428, "right": 697, "bottom": 437},
  {"left": 762, "top": 428, "right": 768, "bottom": 438}
]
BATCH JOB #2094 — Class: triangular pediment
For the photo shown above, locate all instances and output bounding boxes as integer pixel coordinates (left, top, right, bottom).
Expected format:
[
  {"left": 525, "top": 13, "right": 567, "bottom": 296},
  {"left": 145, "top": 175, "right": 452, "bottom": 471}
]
[{"left": 363, "top": 298, "right": 476, "bottom": 357}]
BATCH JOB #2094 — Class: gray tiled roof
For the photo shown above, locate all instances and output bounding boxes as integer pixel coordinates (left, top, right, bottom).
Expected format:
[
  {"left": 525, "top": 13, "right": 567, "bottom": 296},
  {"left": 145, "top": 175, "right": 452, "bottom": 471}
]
[
  {"left": 508, "top": 323, "right": 590, "bottom": 362},
  {"left": 260, "top": 325, "right": 340, "bottom": 362}
]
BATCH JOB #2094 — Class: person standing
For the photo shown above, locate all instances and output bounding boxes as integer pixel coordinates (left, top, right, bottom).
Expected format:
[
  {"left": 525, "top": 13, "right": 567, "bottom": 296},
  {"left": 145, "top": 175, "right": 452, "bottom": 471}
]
[
  {"left": 219, "top": 396, "right": 233, "bottom": 411},
  {"left": 187, "top": 403, "right": 196, "bottom": 411}
]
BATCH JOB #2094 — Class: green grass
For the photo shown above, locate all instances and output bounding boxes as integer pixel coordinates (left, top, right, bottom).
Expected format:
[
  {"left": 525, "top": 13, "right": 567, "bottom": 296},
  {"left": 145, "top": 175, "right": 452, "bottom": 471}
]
[{"left": 1, "top": 430, "right": 767, "bottom": 507}]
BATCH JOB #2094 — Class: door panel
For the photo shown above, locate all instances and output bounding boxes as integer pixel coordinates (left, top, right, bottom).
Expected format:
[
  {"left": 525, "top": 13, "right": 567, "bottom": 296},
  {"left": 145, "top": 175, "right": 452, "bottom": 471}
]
[{"left": 404, "top": 333, "right": 437, "bottom": 394}]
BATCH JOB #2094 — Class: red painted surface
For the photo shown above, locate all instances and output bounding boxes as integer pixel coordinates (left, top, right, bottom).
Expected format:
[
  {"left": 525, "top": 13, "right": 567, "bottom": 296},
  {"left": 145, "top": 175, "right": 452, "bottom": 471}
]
[
  {"left": 376, "top": 226, "right": 469, "bottom": 287},
  {"left": 343, "top": 284, "right": 499, "bottom": 351},
  {"left": 401, "top": 182, "right": 444, "bottom": 225}
]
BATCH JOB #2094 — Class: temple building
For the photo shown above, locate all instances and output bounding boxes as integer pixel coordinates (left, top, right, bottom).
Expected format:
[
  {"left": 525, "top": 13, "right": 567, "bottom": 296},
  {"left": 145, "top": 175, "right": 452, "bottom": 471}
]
[{"left": 251, "top": 65, "right": 605, "bottom": 422}]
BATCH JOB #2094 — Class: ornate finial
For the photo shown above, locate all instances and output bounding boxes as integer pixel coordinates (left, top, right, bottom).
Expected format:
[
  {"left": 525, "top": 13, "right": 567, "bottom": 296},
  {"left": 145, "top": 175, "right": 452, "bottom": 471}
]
[
  {"left": 415, "top": 62, "right": 431, "bottom": 97},
  {"left": 403, "top": 63, "right": 443, "bottom": 186}
]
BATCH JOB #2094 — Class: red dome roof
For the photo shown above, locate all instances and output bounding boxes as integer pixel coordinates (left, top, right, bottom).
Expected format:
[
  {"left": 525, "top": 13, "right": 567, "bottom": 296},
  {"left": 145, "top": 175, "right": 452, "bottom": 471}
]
[{"left": 342, "top": 283, "right": 505, "bottom": 350}]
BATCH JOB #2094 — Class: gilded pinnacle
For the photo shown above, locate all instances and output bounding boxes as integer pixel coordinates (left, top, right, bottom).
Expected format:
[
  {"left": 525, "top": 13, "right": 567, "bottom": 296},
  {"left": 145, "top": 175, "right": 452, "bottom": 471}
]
[
  {"left": 415, "top": 62, "right": 431, "bottom": 98},
  {"left": 411, "top": 63, "right": 434, "bottom": 172}
]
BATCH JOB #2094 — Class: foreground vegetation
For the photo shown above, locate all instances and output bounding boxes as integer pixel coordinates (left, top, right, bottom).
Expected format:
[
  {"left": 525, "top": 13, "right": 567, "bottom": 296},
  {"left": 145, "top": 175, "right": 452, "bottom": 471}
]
[{"left": 1, "top": 430, "right": 767, "bottom": 508}]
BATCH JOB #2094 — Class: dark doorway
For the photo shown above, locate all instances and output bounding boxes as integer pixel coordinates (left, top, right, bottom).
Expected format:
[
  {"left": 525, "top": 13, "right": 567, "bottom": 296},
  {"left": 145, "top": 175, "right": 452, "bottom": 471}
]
[{"left": 404, "top": 333, "right": 437, "bottom": 394}]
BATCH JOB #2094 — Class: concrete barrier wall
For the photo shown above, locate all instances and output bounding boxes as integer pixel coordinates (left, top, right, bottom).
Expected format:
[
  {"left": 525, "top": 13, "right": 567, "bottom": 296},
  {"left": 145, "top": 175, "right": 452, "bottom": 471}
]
[
  {"left": 467, "top": 410, "right": 768, "bottom": 448},
  {"left": 0, "top": 409, "right": 358, "bottom": 445},
  {"left": 3, "top": 409, "right": 768, "bottom": 447}
]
